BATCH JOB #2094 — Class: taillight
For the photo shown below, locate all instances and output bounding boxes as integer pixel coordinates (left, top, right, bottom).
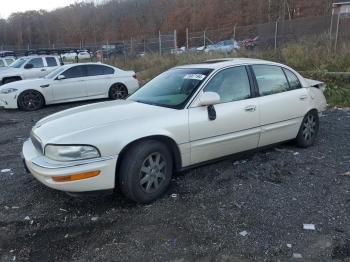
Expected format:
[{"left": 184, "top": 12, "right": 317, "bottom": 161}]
[{"left": 133, "top": 74, "right": 138, "bottom": 80}]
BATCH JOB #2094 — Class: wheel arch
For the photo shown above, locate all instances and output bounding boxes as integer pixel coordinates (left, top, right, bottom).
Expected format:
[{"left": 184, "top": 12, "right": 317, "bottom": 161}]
[
  {"left": 17, "top": 89, "right": 46, "bottom": 107},
  {"left": 2, "top": 76, "right": 22, "bottom": 84},
  {"left": 115, "top": 135, "right": 182, "bottom": 185}
]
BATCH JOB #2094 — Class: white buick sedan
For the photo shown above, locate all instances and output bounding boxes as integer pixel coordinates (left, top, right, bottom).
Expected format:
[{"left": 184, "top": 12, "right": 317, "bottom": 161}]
[
  {"left": 0, "top": 63, "right": 139, "bottom": 111},
  {"left": 22, "top": 58, "right": 327, "bottom": 203}
]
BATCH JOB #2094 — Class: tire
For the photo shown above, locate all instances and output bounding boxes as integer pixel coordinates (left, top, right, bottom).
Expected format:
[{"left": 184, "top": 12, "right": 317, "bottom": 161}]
[
  {"left": 109, "top": 83, "right": 128, "bottom": 100},
  {"left": 119, "top": 140, "right": 173, "bottom": 203},
  {"left": 18, "top": 90, "right": 45, "bottom": 111},
  {"left": 296, "top": 110, "right": 319, "bottom": 148}
]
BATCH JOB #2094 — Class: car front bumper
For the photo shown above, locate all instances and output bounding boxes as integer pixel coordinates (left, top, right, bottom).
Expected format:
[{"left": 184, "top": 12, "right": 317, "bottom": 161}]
[
  {"left": 0, "top": 93, "right": 18, "bottom": 109},
  {"left": 22, "top": 139, "right": 118, "bottom": 192}
]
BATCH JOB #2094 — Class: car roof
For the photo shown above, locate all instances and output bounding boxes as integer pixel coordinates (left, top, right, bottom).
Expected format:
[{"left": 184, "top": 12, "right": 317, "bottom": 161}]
[
  {"left": 175, "top": 58, "right": 285, "bottom": 70},
  {"left": 61, "top": 62, "right": 113, "bottom": 69}
]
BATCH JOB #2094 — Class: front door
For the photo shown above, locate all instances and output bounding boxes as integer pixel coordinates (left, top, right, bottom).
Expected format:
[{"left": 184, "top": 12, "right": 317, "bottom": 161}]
[
  {"left": 51, "top": 65, "right": 87, "bottom": 102},
  {"left": 189, "top": 66, "right": 260, "bottom": 165},
  {"left": 22, "top": 58, "right": 47, "bottom": 79}
]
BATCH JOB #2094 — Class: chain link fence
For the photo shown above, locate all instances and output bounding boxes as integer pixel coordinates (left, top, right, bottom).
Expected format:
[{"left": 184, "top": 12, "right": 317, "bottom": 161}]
[{"left": 1, "top": 15, "right": 349, "bottom": 59}]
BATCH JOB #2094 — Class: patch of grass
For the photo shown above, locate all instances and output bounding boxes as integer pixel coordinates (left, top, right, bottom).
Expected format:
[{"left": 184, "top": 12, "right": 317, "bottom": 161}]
[{"left": 104, "top": 36, "right": 350, "bottom": 106}]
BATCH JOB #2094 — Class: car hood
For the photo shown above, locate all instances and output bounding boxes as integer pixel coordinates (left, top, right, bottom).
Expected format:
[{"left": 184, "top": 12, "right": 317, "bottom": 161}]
[
  {"left": 0, "top": 78, "right": 48, "bottom": 90},
  {"left": 0, "top": 67, "right": 21, "bottom": 77},
  {"left": 32, "top": 100, "right": 175, "bottom": 144}
]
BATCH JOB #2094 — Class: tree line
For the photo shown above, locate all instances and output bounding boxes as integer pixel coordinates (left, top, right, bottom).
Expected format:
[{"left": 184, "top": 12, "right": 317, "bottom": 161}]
[{"left": 0, "top": 0, "right": 336, "bottom": 49}]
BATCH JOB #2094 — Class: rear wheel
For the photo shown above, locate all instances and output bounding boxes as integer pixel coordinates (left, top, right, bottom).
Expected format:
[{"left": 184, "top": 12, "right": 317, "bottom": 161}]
[
  {"left": 18, "top": 90, "right": 45, "bottom": 111},
  {"left": 109, "top": 83, "right": 128, "bottom": 100},
  {"left": 119, "top": 140, "right": 173, "bottom": 203},
  {"left": 296, "top": 110, "right": 319, "bottom": 148}
]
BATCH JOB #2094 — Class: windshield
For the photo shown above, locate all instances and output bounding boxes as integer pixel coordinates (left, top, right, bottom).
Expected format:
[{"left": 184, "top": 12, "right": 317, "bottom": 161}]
[
  {"left": 44, "top": 67, "right": 66, "bottom": 79},
  {"left": 10, "top": 58, "right": 28, "bottom": 68},
  {"left": 128, "top": 68, "right": 213, "bottom": 109}
]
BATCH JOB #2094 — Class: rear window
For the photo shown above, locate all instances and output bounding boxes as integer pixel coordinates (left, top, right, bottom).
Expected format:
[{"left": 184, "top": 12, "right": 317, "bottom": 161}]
[
  {"left": 283, "top": 68, "right": 302, "bottom": 90},
  {"left": 0, "top": 60, "right": 4, "bottom": 67},
  {"left": 252, "top": 65, "right": 289, "bottom": 96},
  {"left": 46, "top": 57, "right": 58, "bottom": 67}
]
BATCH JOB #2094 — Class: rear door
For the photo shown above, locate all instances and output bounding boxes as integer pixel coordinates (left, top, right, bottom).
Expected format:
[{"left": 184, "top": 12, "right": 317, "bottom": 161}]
[
  {"left": 85, "top": 64, "right": 115, "bottom": 97},
  {"left": 188, "top": 66, "right": 260, "bottom": 165},
  {"left": 251, "top": 64, "right": 309, "bottom": 147},
  {"left": 44, "top": 57, "right": 59, "bottom": 74},
  {"left": 51, "top": 65, "right": 87, "bottom": 102}
]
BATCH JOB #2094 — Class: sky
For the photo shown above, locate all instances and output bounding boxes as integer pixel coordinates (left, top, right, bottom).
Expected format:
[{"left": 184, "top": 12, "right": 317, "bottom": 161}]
[{"left": 0, "top": 0, "right": 85, "bottom": 19}]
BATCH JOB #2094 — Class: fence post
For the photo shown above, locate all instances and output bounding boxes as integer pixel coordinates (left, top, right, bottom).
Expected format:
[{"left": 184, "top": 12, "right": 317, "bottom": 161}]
[
  {"left": 130, "top": 37, "right": 133, "bottom": 55},
  {"left": 274, "top": 20, "right": 278, "bottom": 51},
  {"left": 233, "top": 24, "right": 237, "bottom": 39},
  {"left": 159, "top": 31, "right": 162, "bottom": 55},
  {"left": 203, "top": 30, "right": 206, "bottom": 47},
  {"left": 174, "top": 30, "right": 177, "bottom": 51},
  {"left": 334, "top": 12, "right": 340, "bottom": 52},
  {"left": 186, "top": 28, "right": 189, "bottom": 50}
]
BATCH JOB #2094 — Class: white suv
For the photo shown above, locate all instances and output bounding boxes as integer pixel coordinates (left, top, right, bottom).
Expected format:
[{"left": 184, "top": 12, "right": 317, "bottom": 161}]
[
  {"left": 0, "top": 57, "right": 15, "bottom": 68},
  {"left": 0, "top": 55, "right": 62, "bottom": 85}
]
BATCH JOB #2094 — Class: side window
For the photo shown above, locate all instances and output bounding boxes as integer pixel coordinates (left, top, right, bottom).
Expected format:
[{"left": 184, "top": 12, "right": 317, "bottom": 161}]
[
  {"left": 204, "top": 66, "right": 251, "bottom": 103},
  {"left": 62, "top": 66, "right": 86, "bottom": 79},
  {"left": 86, "top": 65, "right": 114, "bottom": 76},
  {"left": 86, "top": 65, "right": 104, "bottom": 76},
  {"left": 5, "top": 59, "right": 14, "bottom": 65},
  {"left": 252, "top": 65, "right": 289, "bottom": 96},
  {"left": 103, "top": 66, "right": 114, "bottom": 75},
  {"left": 28, "top": 58, "right": 44, "bottom": 68},
  {"left": 46, "top": 57, "right": 58, "bottom": 67},
  {"left": 283, "top": 68, "right": 302, "bottom": 90}
]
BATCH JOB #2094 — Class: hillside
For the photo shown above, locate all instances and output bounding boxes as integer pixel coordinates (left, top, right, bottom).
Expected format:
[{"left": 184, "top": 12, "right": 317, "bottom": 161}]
[{"left": 0, "top": 0, "right": 342, "bottom": 48}]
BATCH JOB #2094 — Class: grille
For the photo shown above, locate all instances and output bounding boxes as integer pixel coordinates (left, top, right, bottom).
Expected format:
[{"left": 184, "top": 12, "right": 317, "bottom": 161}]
[{"left": 30, "top": 132, "right": 43, "bottom": 154}]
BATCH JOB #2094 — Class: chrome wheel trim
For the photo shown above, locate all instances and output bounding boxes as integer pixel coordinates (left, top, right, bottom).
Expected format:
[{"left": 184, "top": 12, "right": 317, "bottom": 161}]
[{"left": 139, "top": 152, "right": 167, "bottom": 194}]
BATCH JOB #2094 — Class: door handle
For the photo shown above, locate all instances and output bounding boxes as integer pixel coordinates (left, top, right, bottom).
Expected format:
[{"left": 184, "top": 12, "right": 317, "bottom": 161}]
[
  {"left": 244, "top": 105, "right": 256, "bottom": 112},
  {"left": 41, "top": 68, "right": 46, "bottom": 72},
  {"left": 299, "top": 95, "right": 307, "bottom": 100}
]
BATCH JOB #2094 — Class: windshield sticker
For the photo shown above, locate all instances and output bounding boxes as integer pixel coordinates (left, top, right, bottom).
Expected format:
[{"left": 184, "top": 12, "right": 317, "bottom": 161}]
[{"left": 184, "top": 74, "right": 206, "bottom": 81}]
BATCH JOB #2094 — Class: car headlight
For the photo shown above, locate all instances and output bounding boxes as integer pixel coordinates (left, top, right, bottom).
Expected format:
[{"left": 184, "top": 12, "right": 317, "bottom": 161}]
[
  {"left": 0, "top": 88, "right": 18, "bottom": 94},
  {"left": 44, "top": 145, "right": 101, "bottom": 162}
]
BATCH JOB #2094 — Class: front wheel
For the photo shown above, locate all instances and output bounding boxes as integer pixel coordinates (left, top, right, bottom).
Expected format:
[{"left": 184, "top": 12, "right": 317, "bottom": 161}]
[
  {"left": 18, "top": 90, "right": 45, "bottom": 111},
  {"left": 296, "top": 111, "right": 319, "bottom": 148},
  {"left": 109, "top": 83, "right": 128, "bottom": 100},
  {"left": 119, "top": 140, "right": 173, "bottom": 203}
]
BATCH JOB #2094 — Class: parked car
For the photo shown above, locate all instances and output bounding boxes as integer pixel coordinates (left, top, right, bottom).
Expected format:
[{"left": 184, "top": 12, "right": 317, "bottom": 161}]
[
  {"left": 0, "top": 55, "right": 62, "bottom": 85},
  {"left": 0, "top": 51, "right": 16, "bottom": 58},
  {"left": 205, "top": 40, "right": 240, "bottom": 53},
  {"left": 22, "top": 58, "right": 327, "bottom": 203},
  {"left": 0, "top": 57, "right": 15, "bottom": 68},
  {"left": 77, "top": 50, "right": 91, "bottom": 60},
  {"left": 61, "top": 51, "right": 78, "bottom": 62},
  {"left": 0, "top": 62, "right": 139, "bottom": 111}
]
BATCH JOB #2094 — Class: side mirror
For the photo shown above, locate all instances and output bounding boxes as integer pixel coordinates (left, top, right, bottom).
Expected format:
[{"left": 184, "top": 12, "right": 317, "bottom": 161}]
[
  {"left": 24, "top": 63, "right": 34, "bottom": 69},
  {"left": 198, "top": 92, "right": 221, "bottom": 106},
  {"left": 56, "top": 75, "right": 66, "bottom": 80}
]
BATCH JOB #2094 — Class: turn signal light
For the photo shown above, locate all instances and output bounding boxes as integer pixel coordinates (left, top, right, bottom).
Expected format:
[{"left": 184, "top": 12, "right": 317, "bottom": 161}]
[{"left": 52, "top": 170, "right": 100, "bottom": 182}]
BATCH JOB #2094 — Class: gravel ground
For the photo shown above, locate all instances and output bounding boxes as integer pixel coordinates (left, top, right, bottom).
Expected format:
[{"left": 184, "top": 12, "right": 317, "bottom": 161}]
[{"left": 0, "top": 101, "right": 349, "bottom": 262}]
